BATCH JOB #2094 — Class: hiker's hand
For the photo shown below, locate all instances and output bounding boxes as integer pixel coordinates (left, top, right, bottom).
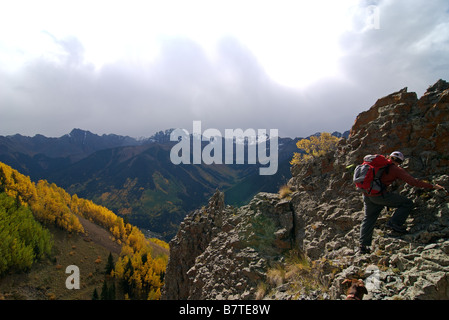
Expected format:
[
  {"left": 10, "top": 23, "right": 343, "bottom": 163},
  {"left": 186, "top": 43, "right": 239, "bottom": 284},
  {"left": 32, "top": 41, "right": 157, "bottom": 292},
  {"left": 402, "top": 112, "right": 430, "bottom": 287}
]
[
  {"left": 433, "top": 184, "right": 448, "bottom": 195},
  {"left": 433, "top": 184, "right": 445, "bottom": 190}
]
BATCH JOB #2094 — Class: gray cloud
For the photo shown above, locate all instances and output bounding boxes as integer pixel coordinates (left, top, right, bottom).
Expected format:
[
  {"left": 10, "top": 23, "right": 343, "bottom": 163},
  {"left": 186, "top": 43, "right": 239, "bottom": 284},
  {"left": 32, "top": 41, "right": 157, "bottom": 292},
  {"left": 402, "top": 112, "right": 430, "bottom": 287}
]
[
  {"left": 1, "top": 0, "right": 448, "bottom": 139},
  {"left": 337, "top": 0, "right": 449, "bottom": 97}
]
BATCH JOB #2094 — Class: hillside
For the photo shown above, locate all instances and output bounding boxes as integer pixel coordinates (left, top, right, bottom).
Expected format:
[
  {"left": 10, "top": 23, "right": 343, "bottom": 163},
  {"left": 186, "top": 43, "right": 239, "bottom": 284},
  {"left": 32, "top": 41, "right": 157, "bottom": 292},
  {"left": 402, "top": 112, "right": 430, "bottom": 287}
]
[
  {"left": 0, "top": 128, "right": 313, "bottom": 240},
  {"left": 0, "top": 221, "right": 119, "bottom": 300},
  {"left": 0, "top": 161, "right": 168, "bottom": 300},
  {"left": 162, "top": 79, "right": 449, "bottom": 300},
  {"left": 47, "top": 142, "right": 251, "bottom": 239}
]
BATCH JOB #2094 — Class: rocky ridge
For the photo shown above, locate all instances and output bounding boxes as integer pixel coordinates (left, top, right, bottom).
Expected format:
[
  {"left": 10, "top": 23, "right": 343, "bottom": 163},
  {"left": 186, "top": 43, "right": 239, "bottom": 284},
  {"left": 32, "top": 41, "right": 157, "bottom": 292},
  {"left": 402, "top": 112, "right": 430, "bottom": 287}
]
[
  {"left": 162, "top": 190, "right": 295, "bottom": 299},
  {"left": 162, "top": 79, "right": 449, "bottom": 300}
]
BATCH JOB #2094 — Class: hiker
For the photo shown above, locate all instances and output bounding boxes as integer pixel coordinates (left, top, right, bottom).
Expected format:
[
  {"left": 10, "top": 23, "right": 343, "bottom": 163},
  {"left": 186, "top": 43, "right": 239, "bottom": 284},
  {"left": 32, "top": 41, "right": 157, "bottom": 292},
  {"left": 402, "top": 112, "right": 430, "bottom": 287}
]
[{"left": 359, "top": 151, "right": 445, "bottom": 254}]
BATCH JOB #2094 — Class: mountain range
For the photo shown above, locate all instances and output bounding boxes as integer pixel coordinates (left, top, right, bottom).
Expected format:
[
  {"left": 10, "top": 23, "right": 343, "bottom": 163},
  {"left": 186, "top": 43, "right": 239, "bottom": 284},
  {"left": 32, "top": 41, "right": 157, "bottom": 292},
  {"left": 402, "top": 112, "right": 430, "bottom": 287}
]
[{"left": 0, "top": 128, "right": 349, "bottom": 240}]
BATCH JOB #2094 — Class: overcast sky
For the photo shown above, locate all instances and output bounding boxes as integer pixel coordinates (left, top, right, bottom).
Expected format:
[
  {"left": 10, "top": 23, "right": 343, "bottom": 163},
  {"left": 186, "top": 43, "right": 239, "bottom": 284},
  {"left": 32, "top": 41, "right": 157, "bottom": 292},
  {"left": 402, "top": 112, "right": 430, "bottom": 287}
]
[{"left": 0, "top": 0, "right": 448, "bottom": 138}]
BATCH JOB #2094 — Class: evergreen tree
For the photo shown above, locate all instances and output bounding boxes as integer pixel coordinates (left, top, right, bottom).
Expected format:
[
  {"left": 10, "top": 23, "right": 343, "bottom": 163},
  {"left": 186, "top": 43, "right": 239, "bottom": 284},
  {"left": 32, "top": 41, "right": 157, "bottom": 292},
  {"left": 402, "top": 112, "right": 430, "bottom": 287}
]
[
  {"left": 101, "top": 281, "right": 109, "bottom": 300},
  {"left": 0, "top": 167, "right": 6, "bottom": 193},
  {"left": 105, "top": 252, "right": 114, "bottom": 275},
  {"left": 109, "top": 281, "right": 116, "bottom": 300},
  {"left": 0, "top": 192, "right": 52, "bottom": 275},
  {"left": 92, "top": 288, "right": 99, "bottom": 300},
  {"left": 141, "top": 252, "right": 148, "bottom": 264}
]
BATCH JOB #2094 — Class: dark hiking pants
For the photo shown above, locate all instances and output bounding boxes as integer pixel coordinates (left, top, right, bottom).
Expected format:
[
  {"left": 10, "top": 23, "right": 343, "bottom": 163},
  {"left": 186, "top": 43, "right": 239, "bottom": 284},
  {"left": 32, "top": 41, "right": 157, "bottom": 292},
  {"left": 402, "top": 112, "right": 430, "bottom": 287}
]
[{"left": 360, "top": 192, "right": 414, "bottom": 247}]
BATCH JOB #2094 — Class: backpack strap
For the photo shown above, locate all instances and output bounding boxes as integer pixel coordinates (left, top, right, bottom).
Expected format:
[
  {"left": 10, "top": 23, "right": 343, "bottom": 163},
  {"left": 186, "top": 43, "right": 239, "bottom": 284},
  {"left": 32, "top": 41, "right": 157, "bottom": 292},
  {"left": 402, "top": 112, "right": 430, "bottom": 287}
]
[{"left": 370, "top": 164, "right": 392, "bottom": 195}]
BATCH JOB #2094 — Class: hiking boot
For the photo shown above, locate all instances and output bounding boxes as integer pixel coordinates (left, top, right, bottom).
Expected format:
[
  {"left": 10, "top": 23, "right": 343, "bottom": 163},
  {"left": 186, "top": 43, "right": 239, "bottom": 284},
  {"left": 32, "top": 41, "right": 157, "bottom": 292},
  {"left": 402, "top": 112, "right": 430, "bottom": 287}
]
[
  {"left": 385, "top": 221, "right": 407, "bottom": 233},
  {"left": 359, "top": 245, "right": 371, "bottom": 255}
]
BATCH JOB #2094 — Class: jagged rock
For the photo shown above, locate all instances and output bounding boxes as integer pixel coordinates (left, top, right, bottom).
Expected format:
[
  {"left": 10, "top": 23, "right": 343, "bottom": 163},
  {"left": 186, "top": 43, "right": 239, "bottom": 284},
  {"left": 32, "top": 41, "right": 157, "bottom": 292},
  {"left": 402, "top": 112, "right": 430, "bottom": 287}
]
[
  {"left": 161, "top": 191, "right": 294, "bottom": 300},
  {"left": 289, "top": 79, "right": 449, "bottom": 300},
  {"left": 162, "top": 80, "right": 449, "bottom": 300}
]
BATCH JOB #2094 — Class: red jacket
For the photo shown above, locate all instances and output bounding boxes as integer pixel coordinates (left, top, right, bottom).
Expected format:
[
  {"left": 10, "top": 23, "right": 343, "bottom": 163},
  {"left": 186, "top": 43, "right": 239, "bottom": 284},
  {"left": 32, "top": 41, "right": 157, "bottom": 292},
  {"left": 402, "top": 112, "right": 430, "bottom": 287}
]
[{"left": 380, "top": 164, "right": 433, "bottom": 190}]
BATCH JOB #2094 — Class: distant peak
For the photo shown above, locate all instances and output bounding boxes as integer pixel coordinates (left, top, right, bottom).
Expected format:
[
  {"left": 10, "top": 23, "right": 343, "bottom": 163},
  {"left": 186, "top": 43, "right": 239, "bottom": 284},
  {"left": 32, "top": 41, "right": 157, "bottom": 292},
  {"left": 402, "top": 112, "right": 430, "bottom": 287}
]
[{"left": 69, "top": 128, "right": 93, "bottom": 136}]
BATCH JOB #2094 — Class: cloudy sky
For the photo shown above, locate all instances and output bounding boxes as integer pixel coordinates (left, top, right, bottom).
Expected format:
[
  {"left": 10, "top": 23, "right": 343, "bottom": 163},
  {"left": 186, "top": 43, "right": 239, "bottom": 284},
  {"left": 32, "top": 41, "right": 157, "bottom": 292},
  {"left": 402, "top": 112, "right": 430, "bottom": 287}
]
[{"left": 0, "top": 0, "right": 448, "bottom": 138}]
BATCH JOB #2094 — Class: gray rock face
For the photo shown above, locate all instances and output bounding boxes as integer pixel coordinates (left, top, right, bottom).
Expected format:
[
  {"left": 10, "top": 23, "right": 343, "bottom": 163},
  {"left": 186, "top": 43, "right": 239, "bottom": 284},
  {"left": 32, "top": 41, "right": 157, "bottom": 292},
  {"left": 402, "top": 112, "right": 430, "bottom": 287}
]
[
  {"left": 162, "top": 191, "right": 294, "bottom": 300},
  {"left": 162, "top": 80, "right": 449, "bottom": 300}
]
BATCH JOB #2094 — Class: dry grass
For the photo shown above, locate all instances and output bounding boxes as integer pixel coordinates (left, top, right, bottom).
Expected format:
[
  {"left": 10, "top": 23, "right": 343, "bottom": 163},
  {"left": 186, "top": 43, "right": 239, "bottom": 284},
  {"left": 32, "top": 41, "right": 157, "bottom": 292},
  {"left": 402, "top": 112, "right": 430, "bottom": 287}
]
[
  {"left": 267, "top": 266, "right": 285, "bottom": 287},
  {"left": 255, "top": 282, "right": 268, "bottom": 300},
  {"left": 262, "top": 249, "right": 328, "bottom": 299},
  {"left": 278, "top": 185, "right": 293, "bottom": 199}
]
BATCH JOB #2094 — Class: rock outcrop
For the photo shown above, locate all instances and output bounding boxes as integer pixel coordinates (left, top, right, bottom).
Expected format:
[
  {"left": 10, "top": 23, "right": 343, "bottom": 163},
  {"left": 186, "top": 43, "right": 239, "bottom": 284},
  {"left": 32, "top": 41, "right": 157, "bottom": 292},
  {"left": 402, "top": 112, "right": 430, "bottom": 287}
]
[
  {"left": 162, "top": 190, "right": 294, "bottom": 299},
  {"left": 162, "top": 79, "right": 449, "bottom": 300}
]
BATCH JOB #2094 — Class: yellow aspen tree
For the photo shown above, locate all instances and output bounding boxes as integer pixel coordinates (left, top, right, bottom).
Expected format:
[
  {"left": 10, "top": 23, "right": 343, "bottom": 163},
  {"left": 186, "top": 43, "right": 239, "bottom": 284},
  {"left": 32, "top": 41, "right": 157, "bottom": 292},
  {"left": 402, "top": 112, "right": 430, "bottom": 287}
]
[{"left": 291, "top": 132, "right": 340, "bottom": 165}]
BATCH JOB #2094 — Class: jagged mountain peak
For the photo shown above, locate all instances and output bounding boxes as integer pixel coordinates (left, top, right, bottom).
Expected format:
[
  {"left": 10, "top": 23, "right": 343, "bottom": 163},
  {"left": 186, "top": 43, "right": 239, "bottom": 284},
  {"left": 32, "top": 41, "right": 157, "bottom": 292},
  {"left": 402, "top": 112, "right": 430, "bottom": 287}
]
[{"left": 425, "top": 78, "right": 449, "bottom": 94}]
